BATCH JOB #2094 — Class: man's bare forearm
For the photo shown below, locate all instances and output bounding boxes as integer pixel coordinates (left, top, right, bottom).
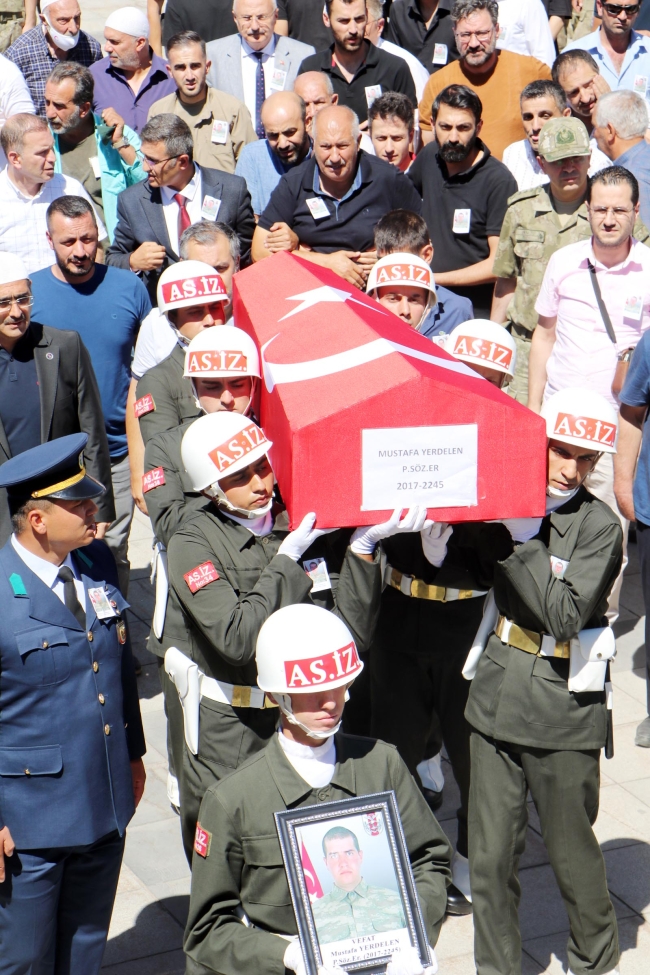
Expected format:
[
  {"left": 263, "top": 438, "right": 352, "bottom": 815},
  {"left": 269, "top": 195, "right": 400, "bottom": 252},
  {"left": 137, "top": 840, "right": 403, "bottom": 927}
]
[{"left": 491, "top": 277, "right": 516, "bottom": 322}]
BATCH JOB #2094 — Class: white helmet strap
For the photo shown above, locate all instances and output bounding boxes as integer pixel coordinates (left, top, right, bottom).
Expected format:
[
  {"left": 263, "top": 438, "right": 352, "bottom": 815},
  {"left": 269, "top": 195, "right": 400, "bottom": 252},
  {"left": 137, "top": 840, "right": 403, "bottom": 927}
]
[
  {"left": 275, "top": 694, "right": 342, "bottom": 741},
  {"left": 204, "top": 480, "right": 273, "bottom": 520}
]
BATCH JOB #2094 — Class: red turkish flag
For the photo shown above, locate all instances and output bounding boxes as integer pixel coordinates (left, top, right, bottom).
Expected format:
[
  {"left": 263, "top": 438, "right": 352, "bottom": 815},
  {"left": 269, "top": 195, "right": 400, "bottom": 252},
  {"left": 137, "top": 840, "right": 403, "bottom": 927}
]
[{"left": 301, "top": 840, "right": 323, "bottom": 902}]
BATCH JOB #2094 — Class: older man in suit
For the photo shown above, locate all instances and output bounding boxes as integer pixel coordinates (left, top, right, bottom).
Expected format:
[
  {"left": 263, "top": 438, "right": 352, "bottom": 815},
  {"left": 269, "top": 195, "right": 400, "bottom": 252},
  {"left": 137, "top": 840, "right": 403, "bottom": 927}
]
[
  {"left": 206, "top": 0, "right": 314, "bottom": 139},
  {"left": 0, "top": 252, "right": 114, "bottom": 549},
  {"left": 106, "top": 113, "right": 255, "bottom": 299}
]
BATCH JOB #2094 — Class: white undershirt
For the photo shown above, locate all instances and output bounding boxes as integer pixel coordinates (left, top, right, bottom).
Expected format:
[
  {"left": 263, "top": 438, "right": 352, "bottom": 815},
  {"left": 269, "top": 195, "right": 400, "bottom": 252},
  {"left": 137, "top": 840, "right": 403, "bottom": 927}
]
[
  {"left": 277, "top": 729, "right": 336, "bottom": 787},
  {"left": 11, "top": 534, "right": 87, "bottom": 611},
  {"left": 221, "top": 509, "right": 274, "bottom": 536}
]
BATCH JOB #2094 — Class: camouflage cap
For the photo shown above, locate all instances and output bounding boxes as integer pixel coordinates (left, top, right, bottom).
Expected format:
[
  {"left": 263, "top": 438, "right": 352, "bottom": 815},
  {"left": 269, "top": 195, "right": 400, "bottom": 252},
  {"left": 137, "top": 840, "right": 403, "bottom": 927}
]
[{"left": 537, "top": 117, "right": 591, "bottom": 162}]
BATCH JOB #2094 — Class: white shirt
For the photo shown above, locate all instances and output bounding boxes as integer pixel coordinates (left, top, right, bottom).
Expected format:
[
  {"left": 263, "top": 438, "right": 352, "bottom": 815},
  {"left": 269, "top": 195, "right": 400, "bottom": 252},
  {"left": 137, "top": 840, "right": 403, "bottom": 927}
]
[
  {"left": 160, "top": 165, "right": 204, "bottom": 256},
  {"left": 377, "top": 37, "right": 430, "bottom": 103},
  {"left": 0, "top": 54, "right": 34, "bottom": 169},
  {"left": 502, "top": 137, "right": 610, "bottom": 191},
  {"left": 241, "top": 35, "right": 278, "bottom": 124},
  {"left": 131, "top": 305, "right": 234, "bottom": 379},
  {"left": 496, "top": 0, "right": 556, "bottom": 68},
  {"left": 277, "top": 729, "right": 336, "bottom": 787},
  {"left": 0, "top": 169, "right": 107, "bottom": 274},
  {"left": 11, "top": 534, "right": 87, "bottom": 612}
]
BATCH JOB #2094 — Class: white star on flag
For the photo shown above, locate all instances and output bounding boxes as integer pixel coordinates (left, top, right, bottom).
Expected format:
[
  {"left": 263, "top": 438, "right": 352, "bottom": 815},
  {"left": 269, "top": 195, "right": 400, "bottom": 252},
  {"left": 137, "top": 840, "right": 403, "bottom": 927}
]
[{"left": 278, "top": 285, "right": 384, "bottom": 321}]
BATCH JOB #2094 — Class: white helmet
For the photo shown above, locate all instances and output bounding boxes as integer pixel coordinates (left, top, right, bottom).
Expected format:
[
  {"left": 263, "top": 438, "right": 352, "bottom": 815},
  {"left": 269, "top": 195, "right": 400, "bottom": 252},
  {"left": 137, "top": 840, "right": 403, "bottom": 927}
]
[
  {"left": 157, "top": 260, "right": 229, "bottom": 313},
  {"left": 256, "top": 605, "right": 363, "bottom": 740},
  {"left": 542, "top": 387, "right": 618, "bottom": 454},
  {"left": 184, "top": 326, "right": 261, "bottom": 379},
  {"left": 181, "top": 412, "right": 273, "bottom": 518},
  {"left": 366, "top": 252, "right": 436, "bottom": 300},
  {"left": 446, "top": 320, "right": 517, "bottom": 379}
]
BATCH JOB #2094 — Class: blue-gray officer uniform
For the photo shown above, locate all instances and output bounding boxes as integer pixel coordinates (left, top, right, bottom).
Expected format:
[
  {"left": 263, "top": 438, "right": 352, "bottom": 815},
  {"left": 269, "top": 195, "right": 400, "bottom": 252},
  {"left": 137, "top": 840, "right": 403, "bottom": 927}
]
[{"left": 0, "top": 435, "right": 145, "bottom": 975}]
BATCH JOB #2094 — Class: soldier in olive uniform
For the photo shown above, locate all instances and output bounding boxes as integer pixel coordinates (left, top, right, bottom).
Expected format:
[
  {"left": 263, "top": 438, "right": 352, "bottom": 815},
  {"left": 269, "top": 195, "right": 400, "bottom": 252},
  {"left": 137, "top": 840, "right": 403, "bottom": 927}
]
[
  {"left": 491, "top": 116, "right": 650, "bottom": 404},
  {"left": 163, "top": 411, "right": 426, "bottom": 860},
  {"left": 465, "top": 388, "right": 623, "bottom": 975},
  {"left": 185, "top": 605, "right": 451, "bottom": 975}
]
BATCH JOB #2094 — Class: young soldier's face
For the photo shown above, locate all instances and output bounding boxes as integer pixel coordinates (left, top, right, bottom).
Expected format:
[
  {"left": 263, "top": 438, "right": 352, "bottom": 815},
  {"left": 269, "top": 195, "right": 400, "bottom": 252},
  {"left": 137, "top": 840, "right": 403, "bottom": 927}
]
[
  {"left": 547, "top": 439, "right": 600, "bottom": 491},
  {"left": 323, "top": 836, "right": 363, "bottom": 891},
  {"left": 284, "top": 685, "right": 347, "bottom": 736},
  {"left": 219, "top": 455, "right": 274, "bottom": 510},
  {"left": 376, "top": 284, "right": 428, "bottom": 327},
  {"left": 195, "top": 377, "right": 253, "bottom": 414}
]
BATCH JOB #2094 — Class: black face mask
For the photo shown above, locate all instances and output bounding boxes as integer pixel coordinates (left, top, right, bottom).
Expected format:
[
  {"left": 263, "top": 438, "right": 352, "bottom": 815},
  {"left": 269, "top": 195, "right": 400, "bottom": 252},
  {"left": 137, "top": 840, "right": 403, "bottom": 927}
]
[{"left": 439, "top": 138, "right": 475, "bottom": 163}]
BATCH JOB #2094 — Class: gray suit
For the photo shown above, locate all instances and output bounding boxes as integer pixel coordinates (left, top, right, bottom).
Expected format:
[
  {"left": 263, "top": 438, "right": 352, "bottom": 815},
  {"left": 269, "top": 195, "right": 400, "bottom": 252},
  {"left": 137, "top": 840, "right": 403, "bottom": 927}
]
[{"left": 206, "top": 33, "right": 315, "bottom": 102}]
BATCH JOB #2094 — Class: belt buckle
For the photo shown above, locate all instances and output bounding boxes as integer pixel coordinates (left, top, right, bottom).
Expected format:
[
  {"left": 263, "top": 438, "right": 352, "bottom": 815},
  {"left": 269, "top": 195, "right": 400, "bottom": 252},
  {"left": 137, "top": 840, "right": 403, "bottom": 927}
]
[
  {"left": 264, "top": 694, "right": 278, "bottom": 709},
  {"left": 231, "top": 685, "right": 252, "bottom": 708},
  {"left": 554, "top": 641, "right": 571, "bottom": 659},
  {"left": 458, "top": 589, "right": 474, "bottom": 600}
]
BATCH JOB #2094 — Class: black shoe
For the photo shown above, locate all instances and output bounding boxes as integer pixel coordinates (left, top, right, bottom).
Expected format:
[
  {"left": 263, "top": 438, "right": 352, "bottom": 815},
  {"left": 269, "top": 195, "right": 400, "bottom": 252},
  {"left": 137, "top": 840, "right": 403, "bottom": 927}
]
[
  {"left": 420, "top": 786, "right": 444, "bottom": 812},
  {"left": 446, "top": 883, "right": 473, "bottom": 915},
  {"left": 635, "top": 716, "right": 650, "bottom": 747},
  {"left": 133, "top": 656, "right": 143, "bottom": 677}
]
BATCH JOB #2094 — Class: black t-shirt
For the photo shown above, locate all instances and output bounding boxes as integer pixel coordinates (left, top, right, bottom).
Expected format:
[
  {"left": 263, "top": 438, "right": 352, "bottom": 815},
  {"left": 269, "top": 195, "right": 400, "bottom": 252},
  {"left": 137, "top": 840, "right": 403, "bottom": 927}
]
[
  {"left": 539, "top": 0, "right": 572, "bottom": 18},
  {"left": 384, "top": 0, "right": 459, "bottom": 75},
  {"left": 259, "top": 150, "right": 423, "bottom": 252},
  {"left": 277, "top": 0, "right": 333, "bottom": 50},
  {"left": 297, "top": 42, "right": 416, "bottom": 123},
  {"left": 408, "top": 140, "right": 517, "bottom": 315},
  {"left": 0, "top": 335, "right": 41, "bottom": 458},
  {"left": 162, "top": 0, "right": 237, "bottom": 46}
]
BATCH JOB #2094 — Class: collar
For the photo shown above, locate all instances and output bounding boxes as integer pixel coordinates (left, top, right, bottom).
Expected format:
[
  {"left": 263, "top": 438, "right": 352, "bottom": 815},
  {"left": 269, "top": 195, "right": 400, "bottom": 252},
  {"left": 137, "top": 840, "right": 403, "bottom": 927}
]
[
  {"left": 533, "top": 184, "right": 589, "bottom": 219},
  {"left": 594, "top": 26, "right": 646, "bottom": 57},
  {"left": 405, "top": 0, "right": 452, "bottom": 20},
  {"left": 328, "top": 39, "right": 379, "bottom": 71},
  {"left": 106, "top": 50, "right": 170, "bottom": 84},
  {"left": 435, "top": 138, "right": 491, "bottom": 180},
  {"left": 325, "top": 878, "right": 370, "bottom": 902},
  {"left": 586, "top": 236, "right": 640, "bottom": 273},
  {"left": 266, "top": 730, "right": 357, "bottom": 805},
  {"left": 312, "top": 153, "right": 364, "bottom": 200},
  {"left": 221, "top": 509, "right": 274, "bottom": 535},
  {"left": 615, "top": 139, "right": 648, "bottom": 165},
  {"left": 11, "top": 535, "right": 77, "bottom": 590},
  {"left": 4, "top": 168, "right": 47, "bottom": 202},
  {"left": 277, "top": 728, "right": 337, "bottom": 762},
  {"left": 241, "top": 34, "right": 276, "bottom": 57},
  {"left": 161, "top": 165, "right": 200, "bottom": 204},
  {"left": 548, "top": 485, "right": 589, "bottom": 536}
]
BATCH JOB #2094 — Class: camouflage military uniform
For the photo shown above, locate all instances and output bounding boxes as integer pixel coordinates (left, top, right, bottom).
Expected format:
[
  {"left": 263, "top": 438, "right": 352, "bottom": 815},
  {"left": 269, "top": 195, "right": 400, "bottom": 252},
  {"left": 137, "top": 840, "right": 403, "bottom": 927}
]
[{"left": 312, "top": 880, "right": 406, "bottom": 943}]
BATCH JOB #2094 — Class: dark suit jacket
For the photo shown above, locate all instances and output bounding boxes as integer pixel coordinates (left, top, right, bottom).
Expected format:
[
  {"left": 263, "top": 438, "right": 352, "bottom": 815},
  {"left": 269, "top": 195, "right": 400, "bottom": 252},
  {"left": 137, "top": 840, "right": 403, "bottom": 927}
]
[
  {"left": 0, "top": 323, "right": 115, "bottom": 547},
  {"left": 106, "top": 164, "right": 256, "bottom": 299}
]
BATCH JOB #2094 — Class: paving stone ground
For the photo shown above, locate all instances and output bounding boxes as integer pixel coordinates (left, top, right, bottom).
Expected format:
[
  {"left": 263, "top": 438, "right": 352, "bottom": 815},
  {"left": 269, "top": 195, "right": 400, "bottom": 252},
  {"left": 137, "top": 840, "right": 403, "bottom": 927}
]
[{"left": 100, "top": 509, "right": 650, "bottom": 974}]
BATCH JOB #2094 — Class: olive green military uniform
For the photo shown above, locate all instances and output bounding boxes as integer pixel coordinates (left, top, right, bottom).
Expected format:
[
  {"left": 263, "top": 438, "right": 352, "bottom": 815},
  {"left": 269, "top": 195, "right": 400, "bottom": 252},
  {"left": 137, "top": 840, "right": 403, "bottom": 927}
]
[
  {"left": 369, "top": 524, "right": 513, "bottom": 859},
  {"left": 159, "top": 506, "right": 381, "bottom": 858},
  {"left": 465, "top": 487, "right": 623, "bottom": 975},
  {"left": 312, "top": 880, "right": 406, "bottom": 943},
  {"left": 184, "top": 732, "right": 452, "bottom": 975},
  {"left": 492, "top": 185, "right": 650, "bottom": 404},
  {"left": 135, "top": 344, "right": 200, "bottom": 445}
]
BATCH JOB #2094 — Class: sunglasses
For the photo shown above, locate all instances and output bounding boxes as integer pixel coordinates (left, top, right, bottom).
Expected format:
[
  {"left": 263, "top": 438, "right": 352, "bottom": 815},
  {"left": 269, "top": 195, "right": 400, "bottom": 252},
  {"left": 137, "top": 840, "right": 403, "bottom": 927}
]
[{"left": 601, "top": 2, "right": 640, "bottom": 14}]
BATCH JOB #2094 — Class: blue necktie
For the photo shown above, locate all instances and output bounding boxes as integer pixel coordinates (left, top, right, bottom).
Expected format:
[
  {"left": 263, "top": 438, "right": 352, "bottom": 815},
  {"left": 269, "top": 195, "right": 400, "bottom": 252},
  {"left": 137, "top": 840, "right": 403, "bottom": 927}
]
[{"left": 254, "top": 51, "right": 265, "bottom": 139}]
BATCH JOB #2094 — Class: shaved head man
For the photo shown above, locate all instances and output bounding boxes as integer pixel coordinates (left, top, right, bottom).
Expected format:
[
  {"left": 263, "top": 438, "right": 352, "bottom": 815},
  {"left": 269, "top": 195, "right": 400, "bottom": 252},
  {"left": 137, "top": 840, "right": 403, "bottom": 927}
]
[{"left": 293, "top": 70, "right": 339, "bottom": 135}]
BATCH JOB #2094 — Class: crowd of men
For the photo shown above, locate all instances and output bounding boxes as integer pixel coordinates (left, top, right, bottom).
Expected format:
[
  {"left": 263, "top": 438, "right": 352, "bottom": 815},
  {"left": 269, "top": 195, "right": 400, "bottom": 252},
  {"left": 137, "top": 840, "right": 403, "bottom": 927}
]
[{"left": 0, "top": 0, "right": 649, "bottom": 973}]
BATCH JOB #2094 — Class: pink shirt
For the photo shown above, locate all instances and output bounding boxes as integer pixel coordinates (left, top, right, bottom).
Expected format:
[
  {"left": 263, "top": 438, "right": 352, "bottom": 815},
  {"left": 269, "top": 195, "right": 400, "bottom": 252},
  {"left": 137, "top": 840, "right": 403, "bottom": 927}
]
[{"left": 535, "top": 236, "right": 650, "bottom": 407}]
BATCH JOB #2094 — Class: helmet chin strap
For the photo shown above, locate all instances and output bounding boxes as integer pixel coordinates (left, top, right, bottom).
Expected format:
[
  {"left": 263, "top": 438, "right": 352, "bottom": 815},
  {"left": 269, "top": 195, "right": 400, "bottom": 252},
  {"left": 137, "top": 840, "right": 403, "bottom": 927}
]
[
  {"left": 275, "top": 694, "right": 342, "bottom": 741},
  {"left": 547, "top": 484, "right": 576, "bottom": 499},
  {"left": 205, "top": 483, "right": 273, "bottom": 520}
]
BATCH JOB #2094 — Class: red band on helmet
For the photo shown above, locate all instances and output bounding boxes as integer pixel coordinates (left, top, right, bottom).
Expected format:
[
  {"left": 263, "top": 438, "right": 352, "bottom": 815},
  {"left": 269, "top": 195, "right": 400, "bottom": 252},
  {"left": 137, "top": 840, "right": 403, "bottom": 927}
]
[
  {"left": 186, "top": 350, "right": 248, "bottom": 374},
  {"left": 452, "top": 335, "right": 513, "bottom": 370},
  {"left": 208, "top": 423, "right": 269, "bottom": 474},
  {"left": 375, "top": 263, "right": 432, "bottom": 289},
  {"left": 284, "top": 642, "right": 361, "bottom": 688},
  {"left": 161, "top": 274, "right": 227, "bottom": 305},
  {"left": 553, "top": 412, "right": 616, "bottom": 448}
]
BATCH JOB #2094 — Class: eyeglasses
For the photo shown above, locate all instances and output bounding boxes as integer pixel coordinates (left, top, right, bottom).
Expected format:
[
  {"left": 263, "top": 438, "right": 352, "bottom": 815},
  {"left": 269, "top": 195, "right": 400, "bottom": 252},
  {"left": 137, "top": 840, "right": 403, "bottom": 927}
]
[
  {"left": 588, "top": 205, "right": 635, "bottom": 218},
  {"left": 601, "top": 2, "right": 640, "bottom": 14},
  {"left": 143, "top": 153, "right": 180, "bottom": 168},
  {"left": 0, "top": 293, "right": 33, "bottom": 311},
  {"left": 237, "top": 13, "right": 273, "bottom": 22},
  {"left": 454, "top": 28, "right": 494, "bottom": 42}
]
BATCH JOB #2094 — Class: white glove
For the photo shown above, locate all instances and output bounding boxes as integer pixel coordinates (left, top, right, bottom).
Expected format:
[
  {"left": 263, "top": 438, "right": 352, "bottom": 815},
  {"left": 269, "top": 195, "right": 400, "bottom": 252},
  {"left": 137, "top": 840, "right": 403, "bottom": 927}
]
[
  {"left": 350, "top": 506, "right": 430, "bottom": 555},
  {"left": 501, "top": 517, "right": 543, "bottom": 543},
  {"left": 386, "top": 945, "right": 438, "bottom": 975},
  {"left": 421, "top": 522, "right": 453, "bottom": 567},
  {"left": 282, "top": 938, "right": 346, "bottom": 975},
  {"left": 278, "top": 512, "right": 335, "bottom": 562}
]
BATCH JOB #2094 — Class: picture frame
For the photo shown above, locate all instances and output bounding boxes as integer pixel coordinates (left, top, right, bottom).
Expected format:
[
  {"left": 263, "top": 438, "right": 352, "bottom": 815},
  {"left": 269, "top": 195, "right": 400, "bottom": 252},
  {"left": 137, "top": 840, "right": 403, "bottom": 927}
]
[{"left": 275, "top": 791, "right": 430, "bottom": 975}]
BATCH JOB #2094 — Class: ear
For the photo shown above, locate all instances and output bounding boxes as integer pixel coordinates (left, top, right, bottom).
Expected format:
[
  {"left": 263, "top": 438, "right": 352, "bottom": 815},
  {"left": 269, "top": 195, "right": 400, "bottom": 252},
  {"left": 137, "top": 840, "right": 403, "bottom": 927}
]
[
  {"left": 79, "top": 100, "right": 92, "bottom": 120},
  {"left": 7, "top": 149, "right": 21, "bottom": 169},
  {"left": 323, "top": 9, "right": 331, "bottom": 27},
  {"left": 166, "top": 62, "right": 172, "bottom": 76},
  {"left": 421, "top": 242, "right": 434, "bottom": 264},
  {"left": 476, "top": 117, "right": 484, "bottom": 138},
  {"left": 46, "top": 230, "right": 54, "bottom": 250},
  {"left": 205, "top": 59, "right": 212, "bottom": 73},
  {"left": 377, "top": 16, "right": 385, "bottom": 34},
  {"left": 26, "top": 507, "right": 49, "bottom": 535},
  {"left": 606, "top": 121, "right": 617, "bottom": 143},
  {"left": 331, "top": 92, "right": 339, "bottom": 105}
]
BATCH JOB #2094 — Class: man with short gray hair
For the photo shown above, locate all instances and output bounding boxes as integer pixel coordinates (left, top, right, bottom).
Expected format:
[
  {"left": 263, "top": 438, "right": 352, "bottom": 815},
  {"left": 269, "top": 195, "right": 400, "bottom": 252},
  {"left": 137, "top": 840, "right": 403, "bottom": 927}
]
[
  {"left": 293, "top": 70, "right": 338, "bottom": 134},
  {"left": 594, "top": 88, "right": 650, "bottom": 227}
]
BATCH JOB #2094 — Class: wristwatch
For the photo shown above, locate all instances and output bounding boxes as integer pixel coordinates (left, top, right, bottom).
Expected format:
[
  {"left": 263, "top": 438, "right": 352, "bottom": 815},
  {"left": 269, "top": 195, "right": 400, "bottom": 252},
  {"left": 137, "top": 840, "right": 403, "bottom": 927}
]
[{"left": 113, "top": 140, "right": 128, "bottom": 151}]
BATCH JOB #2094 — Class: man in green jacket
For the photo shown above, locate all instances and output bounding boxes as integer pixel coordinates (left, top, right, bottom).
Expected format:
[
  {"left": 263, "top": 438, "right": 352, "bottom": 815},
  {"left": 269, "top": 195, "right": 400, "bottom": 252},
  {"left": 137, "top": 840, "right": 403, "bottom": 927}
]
[
  {"left": 465, "top": 386, "right": 623, "bottom": 975},
  {"left": 184, "top": 604, "right": 451, "bottom": 975}
]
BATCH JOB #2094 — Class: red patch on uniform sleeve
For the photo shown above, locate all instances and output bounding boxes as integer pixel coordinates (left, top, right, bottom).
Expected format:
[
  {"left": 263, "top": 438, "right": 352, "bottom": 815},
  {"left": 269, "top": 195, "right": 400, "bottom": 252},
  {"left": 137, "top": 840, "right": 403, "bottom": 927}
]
[
  {"left": 134, "top": 394, "right": 155, "bottom": 418},
  {"left": 194, "top": 822, "right": 211, "bottom": 857},
  {"left": 184, "top": 561, "right": 220, "bottom": 593},
  {"left": 142, "top": 467, "right": 166, "bottom": 493}
]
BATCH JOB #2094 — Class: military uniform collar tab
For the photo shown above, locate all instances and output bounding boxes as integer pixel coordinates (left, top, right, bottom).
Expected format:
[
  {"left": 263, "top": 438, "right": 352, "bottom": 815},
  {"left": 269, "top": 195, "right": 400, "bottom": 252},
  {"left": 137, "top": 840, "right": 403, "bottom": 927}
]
[{"left": 267, "top": 732, "right": 316, "bottom": 804}]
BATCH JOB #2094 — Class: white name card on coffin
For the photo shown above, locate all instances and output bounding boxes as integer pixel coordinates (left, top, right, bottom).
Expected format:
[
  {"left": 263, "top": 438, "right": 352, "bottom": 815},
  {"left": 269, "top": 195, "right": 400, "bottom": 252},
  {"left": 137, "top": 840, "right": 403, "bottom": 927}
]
[{"left": 233, "top": 252, "right": 547, "bottom": 529}]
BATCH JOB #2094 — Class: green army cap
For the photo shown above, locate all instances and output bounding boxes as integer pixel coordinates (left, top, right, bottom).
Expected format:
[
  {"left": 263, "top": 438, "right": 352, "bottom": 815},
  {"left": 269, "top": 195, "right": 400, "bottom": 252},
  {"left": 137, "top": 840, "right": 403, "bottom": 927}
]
[{"left": 537, "top": 117, "right": 591, "bottom": 163}]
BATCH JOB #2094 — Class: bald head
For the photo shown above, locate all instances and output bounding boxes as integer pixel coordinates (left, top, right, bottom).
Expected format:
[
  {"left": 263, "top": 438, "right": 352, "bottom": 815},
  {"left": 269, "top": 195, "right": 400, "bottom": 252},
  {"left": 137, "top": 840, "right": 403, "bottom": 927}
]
[
  {"left": 261, "top": 91, "right": 310, "bottom": 167},
  {"left": 293, "top": 71, "right": 338, "bottom": 134},
  {"left": 312, "top": 104, "right": 359, "bottom": 143},
  {"left": 313, "top": 106, "right": 361, "bottom": 193}
]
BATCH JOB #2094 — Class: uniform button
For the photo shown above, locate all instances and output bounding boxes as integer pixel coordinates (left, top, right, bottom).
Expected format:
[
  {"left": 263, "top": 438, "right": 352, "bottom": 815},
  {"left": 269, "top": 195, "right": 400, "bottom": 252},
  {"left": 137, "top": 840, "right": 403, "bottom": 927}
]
[
  {"left": 104, "top": 723, "right": 111, "bottom": 735},
  {"left": 110, "top": 600, "right": 117, "bottom": 608},
  {"left": 317, "top": 790, "right": 329, "bottom": 801},
  {"left": 87, "top": 631, "right": 93, "bottom": 642},
  {"left": 24, "top": 768, "right": 30, "bottom": 776},
  {"left": 262, "top": 537, "right": 268, "bottom": 545},
  {"left": 98, "top": 693, "right": 105, "bottom": 705},
  {"left": 93, "top": 661, "right": 99, "bottom": 673},
  {"left": 42, "top": 640, "right": 49, "bottom": 649}
]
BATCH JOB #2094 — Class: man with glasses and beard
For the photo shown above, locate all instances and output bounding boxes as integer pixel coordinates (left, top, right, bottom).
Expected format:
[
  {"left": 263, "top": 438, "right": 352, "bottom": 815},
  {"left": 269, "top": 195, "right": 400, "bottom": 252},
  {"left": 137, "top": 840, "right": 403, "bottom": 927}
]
[
  {"left": 564, "top": 0, "right": 650, "bottom": 101},
  {"left": 408, "top": 83, "right": 517, "bottom": 318}
]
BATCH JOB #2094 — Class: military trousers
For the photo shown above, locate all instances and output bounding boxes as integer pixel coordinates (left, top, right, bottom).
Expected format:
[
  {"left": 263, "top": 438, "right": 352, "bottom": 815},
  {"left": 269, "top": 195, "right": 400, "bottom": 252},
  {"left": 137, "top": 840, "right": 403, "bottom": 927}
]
[
  {"left": 179, "top": 699, "right": 278, "bottom": 862},
  {"left": 469, "top": 731, "right": 619, "bottom": 975},
  {"left": 506, "top": 326, "right": 532, "bottom": 406}
]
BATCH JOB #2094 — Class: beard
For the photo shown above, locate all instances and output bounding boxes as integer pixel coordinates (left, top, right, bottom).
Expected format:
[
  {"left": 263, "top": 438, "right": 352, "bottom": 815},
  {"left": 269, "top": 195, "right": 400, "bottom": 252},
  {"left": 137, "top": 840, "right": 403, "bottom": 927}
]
[
  {"left": 50, "top": 104, "right": 83, "bottom": 137},
  {"left": 439, "top": 139, "right": 475, "bottom": 163}
]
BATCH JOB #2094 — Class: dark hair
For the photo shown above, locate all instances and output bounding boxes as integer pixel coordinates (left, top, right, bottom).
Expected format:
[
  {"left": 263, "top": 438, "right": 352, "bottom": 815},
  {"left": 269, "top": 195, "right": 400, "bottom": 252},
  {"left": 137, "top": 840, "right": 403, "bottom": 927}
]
[
  {"left": 324, "top": 0, "right": 359, "bottom": 9},
  {"left": 10, "top": 498, "right": 53, "bottom": 534},
  {"left": 140, "top": 114, "right": 193, "bottom": 162},
  {"left": 46, "top": 195, "right": 96, "bottom": 228},
  {"left": 451, "top": 0, "right": 499, "bottom": 23},
  {"left": 166, "top": 30, "right": 206, "bottom": 56},
  {"left": 587, "top": 165, "right": 639, "bottom": 206},
  {"left": 180, "top": 220, "right": 241, "bottom": 264},
  {"left": 322, "top": 826, "right": 360, "bottom": 856},
  {"left": 374, "top": 209, "right": 430, "bottom": 256},
  {"left": 47, "top": 61, "right": 94, "bottom": 106},
  {"left": 368, "top": 91, "right": 415, "bottom": 130},
  {"left": 520, "top": 80, "right": 567, "bottom": 113},
  {"left": 552, "top": 49, "right": 599, "bottom": 85},
  {"left": 431, "top": 83, "right": 482, "bottom": 125}
]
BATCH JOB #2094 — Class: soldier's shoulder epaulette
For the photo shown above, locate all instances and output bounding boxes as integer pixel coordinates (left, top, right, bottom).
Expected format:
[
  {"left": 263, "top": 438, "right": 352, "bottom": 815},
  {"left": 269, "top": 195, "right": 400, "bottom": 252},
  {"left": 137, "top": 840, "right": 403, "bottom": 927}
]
[{"left": 506, "top": 186, "right": 543, "bottom": 207}]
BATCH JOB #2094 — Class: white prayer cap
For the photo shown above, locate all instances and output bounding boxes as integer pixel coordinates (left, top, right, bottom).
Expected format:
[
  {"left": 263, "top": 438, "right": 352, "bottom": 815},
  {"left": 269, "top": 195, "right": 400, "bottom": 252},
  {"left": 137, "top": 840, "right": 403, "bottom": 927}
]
[
  {"left": 0, "top": 253, "right": 30, "bottom": 286},
  {"left": 40, "top": 0, "right": 70, "bottom": 10},
  {"left": 105, "top": 6, "right": 150, "bottom": 38}
]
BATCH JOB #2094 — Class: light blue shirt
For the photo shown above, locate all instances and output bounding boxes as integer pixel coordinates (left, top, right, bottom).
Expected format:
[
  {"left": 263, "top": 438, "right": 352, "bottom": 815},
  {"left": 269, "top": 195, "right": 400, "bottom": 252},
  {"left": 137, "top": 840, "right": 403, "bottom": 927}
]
[
  {"left": 235, "top": 138, "right": 309, "bottom": 216},
  {"left": 616, "top": 138, "right": 650, "bottom": 227},
  {"left": 564, "top": 29, "right": 650, "bottom": 100}
]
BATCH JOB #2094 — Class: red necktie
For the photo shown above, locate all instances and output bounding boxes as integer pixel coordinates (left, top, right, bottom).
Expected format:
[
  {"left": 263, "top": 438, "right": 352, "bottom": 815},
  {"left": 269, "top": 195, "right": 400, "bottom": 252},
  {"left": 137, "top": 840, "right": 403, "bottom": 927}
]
[{"left": 174, "top": 193, "right": 191, "bottom": 239}]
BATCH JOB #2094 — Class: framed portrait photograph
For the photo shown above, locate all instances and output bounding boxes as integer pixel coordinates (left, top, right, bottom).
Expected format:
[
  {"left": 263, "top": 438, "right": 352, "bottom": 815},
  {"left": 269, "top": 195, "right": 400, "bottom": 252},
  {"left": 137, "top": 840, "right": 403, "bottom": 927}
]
[{"left": 275, "top": 791, "right": 429, "bottom": 975}]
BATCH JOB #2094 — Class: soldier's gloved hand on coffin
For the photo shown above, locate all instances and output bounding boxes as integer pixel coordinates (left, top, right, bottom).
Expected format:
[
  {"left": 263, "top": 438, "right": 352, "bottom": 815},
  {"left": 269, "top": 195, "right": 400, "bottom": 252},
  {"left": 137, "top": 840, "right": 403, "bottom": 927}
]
[
  {"left": 350, "top": 506, "right": 430, "bottom": 555},
  {"left": 282, "top": 938, "right": 347, "bottom": 975},
  {"left": 386, "top": 945, "right": 439, "bottom": 975},
  {"left": 501, "top": 517, "right": 544, "bottom": 543},
  {"left": 278, "top": 512, "right": 337, "bottom": 561},
  {"left": 420, "top": 521, "right": 453, "bottom": 567}
]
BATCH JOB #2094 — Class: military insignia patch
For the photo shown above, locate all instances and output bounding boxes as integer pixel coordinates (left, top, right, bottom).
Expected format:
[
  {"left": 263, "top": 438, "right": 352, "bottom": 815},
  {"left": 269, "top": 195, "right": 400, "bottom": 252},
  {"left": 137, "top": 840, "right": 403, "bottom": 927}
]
[
  {"left": 142, "top": 467, "right": 166, "bottom": 493},
  {"left": 194, "top": 822, "right": 211, "bottom": 857},
  {"left": 117, "top": 620, "right": 127, "bottom": 644},
  {"left": 184, "top": 561, "right": 220, "bottom": 593},
  {"left": 363, "top": 811, "right": 384, "bottom": 836},
  {"left": 134, "top": 394, "right": 155, "bottom": 418}
]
